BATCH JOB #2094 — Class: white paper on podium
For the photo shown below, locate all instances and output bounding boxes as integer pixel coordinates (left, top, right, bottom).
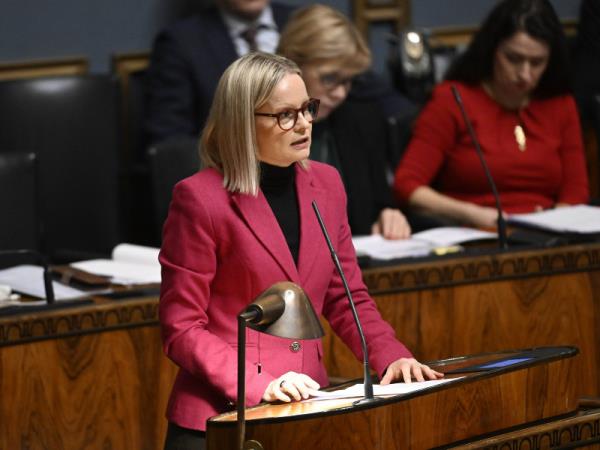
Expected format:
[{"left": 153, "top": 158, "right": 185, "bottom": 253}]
[
  {"left": 70, "top": 243, "right": 161, "bottom": 285},
  {"left": 352, "top": 227, "right": 497, "bottom": 260},
  {"left": 0, "top": 265, "right": 89, "bottom": 301},
  {"left": 508, "top": 204, "right": 600, "bottom": 234},
  {"left": 310, "top": 377, "right": 462, "bottom": 401}
]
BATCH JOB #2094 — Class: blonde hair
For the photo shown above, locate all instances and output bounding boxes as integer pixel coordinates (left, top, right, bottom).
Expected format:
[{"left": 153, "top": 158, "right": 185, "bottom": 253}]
[
  {"left": 201, "top": 52, "right": 301, "bottom": 195},
  {"left": 277, "top": 4, "right": 371, "bottom": 73}
]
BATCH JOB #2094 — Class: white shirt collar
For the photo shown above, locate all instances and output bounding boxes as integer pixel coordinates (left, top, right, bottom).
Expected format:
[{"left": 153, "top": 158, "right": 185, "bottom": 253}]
[
  {"left": 220, "top": 5, "right": 277, "bottom": 38},
  {"left": 220, "top": 5, "right": 279, "bottom": 56}
]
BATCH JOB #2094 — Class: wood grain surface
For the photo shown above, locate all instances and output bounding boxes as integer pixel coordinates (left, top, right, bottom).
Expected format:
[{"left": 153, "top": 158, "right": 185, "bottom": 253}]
[
  {"left": 0, "top": 298, "right": 177, "bottom": 450},
  {"left": 207, "top": 352, "right": 579, "bottom": 450},
  {"left": 323, "top": 244, "right": 600, "bottom": 401}
]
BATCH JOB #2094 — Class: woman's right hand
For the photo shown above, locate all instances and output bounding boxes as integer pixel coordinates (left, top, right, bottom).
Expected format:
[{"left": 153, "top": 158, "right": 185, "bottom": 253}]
[
  {"left": 262, "top": 371, "right": 320, "bottom": 403},
  {"left": 464, "top": 203, "right": 504, "bottom": 228}
]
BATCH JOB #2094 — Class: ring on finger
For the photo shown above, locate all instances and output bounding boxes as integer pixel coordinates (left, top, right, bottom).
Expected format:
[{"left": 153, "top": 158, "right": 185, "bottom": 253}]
[{"left": 279, "top": 379, "right": 286, "bottom": 389}]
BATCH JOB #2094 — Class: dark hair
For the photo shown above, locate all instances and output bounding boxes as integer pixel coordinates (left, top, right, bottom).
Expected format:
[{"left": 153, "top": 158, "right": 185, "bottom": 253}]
[{"left": 445, "top": 0, "right": 571, "bottom": 98}]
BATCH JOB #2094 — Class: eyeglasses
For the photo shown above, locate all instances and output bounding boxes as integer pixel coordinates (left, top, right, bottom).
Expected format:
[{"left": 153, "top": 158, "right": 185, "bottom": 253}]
[
  {"left": 255, "top": 98, "right": 320, "bottom": 131},
  {"left": 319, "top": 72, "right": 354, "bottom": 91}
]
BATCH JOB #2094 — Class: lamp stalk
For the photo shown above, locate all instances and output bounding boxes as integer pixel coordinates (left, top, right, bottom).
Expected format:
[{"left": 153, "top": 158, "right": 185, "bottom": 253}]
[{"left": 237, "top": 315, "right": 247, "bottom": 450}]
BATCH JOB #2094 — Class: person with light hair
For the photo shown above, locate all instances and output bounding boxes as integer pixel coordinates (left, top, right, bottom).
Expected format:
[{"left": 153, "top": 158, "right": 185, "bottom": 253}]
[
  {"left": 159, "top": 52, "right": 442, "bottom": 449},
  {"left": 278, "top": 4, "right": 411, "bottom": 239}
]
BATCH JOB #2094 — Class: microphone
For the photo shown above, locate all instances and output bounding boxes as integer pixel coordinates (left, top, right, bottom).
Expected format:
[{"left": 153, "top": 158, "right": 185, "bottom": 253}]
[
  {"left": 450, "top": 85, "right": 508, "bottom": 249},
  {"left": 0, "top": 249, "right": 55, "bottom": 303},
  {"left": 312, "top": 200, "right": 380, "bottom": 405}
]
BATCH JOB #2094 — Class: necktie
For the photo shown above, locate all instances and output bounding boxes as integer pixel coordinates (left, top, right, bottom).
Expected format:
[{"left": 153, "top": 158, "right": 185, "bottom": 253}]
[{"left": 240, "top": 26, "right": 259, "bottom": 53}]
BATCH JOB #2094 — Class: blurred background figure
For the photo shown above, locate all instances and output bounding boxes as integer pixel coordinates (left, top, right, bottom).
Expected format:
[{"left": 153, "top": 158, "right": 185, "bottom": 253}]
[
  {"left": 278, "top": 4, "right": 411, "bottom": 239},
  {"left": 144, "top": 0, "right": 295, "bottom": 147},
  {"left": 394, "top": 0, "right": 589, "bottom": 229}
]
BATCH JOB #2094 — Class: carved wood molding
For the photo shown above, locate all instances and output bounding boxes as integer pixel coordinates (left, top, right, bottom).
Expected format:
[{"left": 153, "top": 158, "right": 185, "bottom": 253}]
[
  {"left": 0, "top": 56, "right": 88, "bottom": 81},
  {"left": 363, "top": 244, "right": 600, "bottom": 294},
  {"left": 0, "top": 299, "right": 158, "bottom": 347},
  {"left": 449, "top": 410, "right": 600, "bottom": 449}
]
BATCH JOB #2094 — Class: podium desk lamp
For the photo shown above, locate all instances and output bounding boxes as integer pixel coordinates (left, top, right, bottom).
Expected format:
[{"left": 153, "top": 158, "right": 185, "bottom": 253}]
[{"left": 237, "top": 282, "right": 324, "bottom": 450}]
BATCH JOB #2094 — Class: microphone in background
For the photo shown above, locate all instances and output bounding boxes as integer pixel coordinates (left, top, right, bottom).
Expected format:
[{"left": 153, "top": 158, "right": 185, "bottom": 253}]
[
  {"left": 0, "top": 249, "right": 55, "bottom": 303},
  {"left": 312, "top": 200, "right": 380, "bottom": 405},
  {"left": 451, "top": 84, "right": 508, "bottom": 249}
]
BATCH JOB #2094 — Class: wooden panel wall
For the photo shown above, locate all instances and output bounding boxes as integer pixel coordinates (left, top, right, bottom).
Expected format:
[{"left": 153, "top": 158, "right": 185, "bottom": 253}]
[
  {"left": 2, "top": 243, "right": 599, "bottom": 449},
  {"left": 0, "top": 299, "right": 177, "bottom": 450},
  {"left": 0, "top": 57, "right": 88, "bottom": 81},
  {"left": 323, "top": 243, "right": 600, "bottom": 400}
]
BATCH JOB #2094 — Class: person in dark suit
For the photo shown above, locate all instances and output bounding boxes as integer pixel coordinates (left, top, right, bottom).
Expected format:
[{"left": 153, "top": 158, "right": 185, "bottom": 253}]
[
  {"left": 145, "top": 0, "right": 294, "bottom": 147},
  {"left": 277, "top": 4, "right": 411, "bottom": 239}
]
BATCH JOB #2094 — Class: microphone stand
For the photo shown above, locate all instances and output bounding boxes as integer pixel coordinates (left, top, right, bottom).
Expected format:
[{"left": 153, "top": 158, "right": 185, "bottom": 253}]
[
  {"left": 451, "top": 84, "right": 509, "bottom": 250},
  {"left": 312, "top": 201, "right": 381, "bottom": 405}
]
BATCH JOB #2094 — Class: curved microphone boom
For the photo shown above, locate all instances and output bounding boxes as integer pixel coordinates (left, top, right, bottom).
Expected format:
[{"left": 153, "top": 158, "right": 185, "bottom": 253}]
[
  {"left": 312, "top": 200, "right": 380, "bottom": 405},
  {"left": 451, "top": 84, "right": 508, "bottom": 249}
]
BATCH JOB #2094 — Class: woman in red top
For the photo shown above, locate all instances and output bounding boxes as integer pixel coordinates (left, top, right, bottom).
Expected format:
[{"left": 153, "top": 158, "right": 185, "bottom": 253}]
[{"left": 394, "top": 0, "right": 589, "bottom": 228}]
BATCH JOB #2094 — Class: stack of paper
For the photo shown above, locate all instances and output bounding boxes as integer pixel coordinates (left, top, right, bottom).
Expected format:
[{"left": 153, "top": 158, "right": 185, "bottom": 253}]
[
  {"left": 508, "top": 205, "right": 600, "bottom": 234},
  {"left": 310, "top": 378, "right": 462, "bottom": 401},
  {"left": 0, "top": 265, "right": 89, "bottom": 301},
  {"left": 352, "top": 227, "right": 497, "bottom": 260},
  {"left": 70, "top": 243, "right": 161, "bottom": 285}
]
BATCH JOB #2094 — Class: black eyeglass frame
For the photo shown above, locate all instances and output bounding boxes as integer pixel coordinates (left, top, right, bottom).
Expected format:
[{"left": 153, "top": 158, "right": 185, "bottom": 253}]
[{"left": 254, "top": 98, "right": 320, "bottom": 131}]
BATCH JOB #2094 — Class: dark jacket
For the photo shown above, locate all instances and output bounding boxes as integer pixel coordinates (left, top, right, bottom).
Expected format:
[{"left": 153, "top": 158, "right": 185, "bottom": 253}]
[
  {"left": 319, "top": 99, "right": 396, "bottom": 235},
  {"left": 144, "top": 3, "right": 294, "bottom": 146}
]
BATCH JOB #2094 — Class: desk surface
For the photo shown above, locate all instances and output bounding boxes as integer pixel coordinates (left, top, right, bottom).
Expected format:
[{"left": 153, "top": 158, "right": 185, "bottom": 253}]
[
  {"left": 2, "top": 242, "right": 599, "bottom": 345},
  {"left": 1, "top": 242, "right": 599, "bottom": 450}
]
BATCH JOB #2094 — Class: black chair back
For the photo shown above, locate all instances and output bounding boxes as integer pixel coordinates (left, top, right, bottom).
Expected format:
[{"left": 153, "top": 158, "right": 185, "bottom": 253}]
[
  {"left": 0, "top": 152, "right": 38, "bottom": 251},
  {"left": 147, "top": 137, "right": 200, "bottom": 243},
  {"left": 386, "top": 108, "right": 418, "bottom": 172},
  {"left": 0, "top": 75, "right": 121, "bottom": 261}
]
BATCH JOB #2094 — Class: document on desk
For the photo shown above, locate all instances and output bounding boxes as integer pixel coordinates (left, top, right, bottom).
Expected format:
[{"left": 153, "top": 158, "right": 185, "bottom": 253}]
[
  {"left": 508, "top": 205, "right": 600, "bottom": 234},
  {"left": 70, "top": 243, "right": 160, "bottom": 285},
  {"left": 0, "top": 264, "right": 88, "bottom": 301},
  {"left": 352, "top": 227, "right": 497, "bottom": 260},
  {"left": 310, "top": 378, "right": 462, "bottom": 401}
]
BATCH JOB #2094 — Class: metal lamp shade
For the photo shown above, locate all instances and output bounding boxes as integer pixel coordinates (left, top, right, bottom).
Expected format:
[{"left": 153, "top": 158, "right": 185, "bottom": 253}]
[{"left": 244, "top": 281, "right": 324, "bottom": 340}]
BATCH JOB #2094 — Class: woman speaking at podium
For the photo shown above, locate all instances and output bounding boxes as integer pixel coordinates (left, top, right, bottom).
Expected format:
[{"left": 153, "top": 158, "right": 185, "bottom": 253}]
[
  {"left": 158, "top": 52, "right": 442, "bottom": 449},
  {"left": 394, "top": 0, "right": 589, "bottom": 228}
]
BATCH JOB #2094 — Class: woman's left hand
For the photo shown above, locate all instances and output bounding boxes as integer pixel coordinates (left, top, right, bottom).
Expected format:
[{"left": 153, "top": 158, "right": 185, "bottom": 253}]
[
  {"left": 380, "top": 358, "right": 444, "bottom": 384},
  {"left": 371, "top": 208, "right": 411, "bottom": 240}
]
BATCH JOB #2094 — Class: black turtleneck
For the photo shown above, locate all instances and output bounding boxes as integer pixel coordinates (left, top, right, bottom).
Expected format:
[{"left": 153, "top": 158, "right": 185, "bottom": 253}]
[{"left": 260, "top": 162, "right": 300, "bottom": 264}]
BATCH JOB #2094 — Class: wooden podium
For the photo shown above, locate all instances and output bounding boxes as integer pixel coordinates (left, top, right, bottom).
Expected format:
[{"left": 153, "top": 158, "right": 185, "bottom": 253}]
[{"left": 207, "top": 347, "right": 580, "bottom": 450}]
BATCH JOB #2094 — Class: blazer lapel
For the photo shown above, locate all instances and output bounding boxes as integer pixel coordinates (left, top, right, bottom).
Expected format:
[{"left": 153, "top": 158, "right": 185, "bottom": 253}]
[
  {"left": 295, "top": 164, "right": 330, "bottom": 282},
  {"left": 231, "top": 190, "right": 300, "bottom": 282}
]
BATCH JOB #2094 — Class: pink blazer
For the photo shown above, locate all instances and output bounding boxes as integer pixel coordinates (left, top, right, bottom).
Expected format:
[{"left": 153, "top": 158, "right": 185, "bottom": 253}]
[{"left": 159, "top": 161, "right": 412, "bottom": 431}]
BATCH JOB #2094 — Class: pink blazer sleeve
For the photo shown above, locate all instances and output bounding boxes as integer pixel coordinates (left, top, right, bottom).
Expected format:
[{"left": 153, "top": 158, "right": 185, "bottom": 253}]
[
  {"left": 159, "top": 181, "right": 273, "bottom": 408},
  {"left": 322, "top": 169, "right": 413, "bottom": 377}
]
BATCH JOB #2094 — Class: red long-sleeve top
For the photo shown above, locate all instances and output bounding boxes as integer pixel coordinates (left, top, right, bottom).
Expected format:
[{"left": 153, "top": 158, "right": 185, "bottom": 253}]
[{"left": 394, "top": 81, "right": 589, "bottom": 213}]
